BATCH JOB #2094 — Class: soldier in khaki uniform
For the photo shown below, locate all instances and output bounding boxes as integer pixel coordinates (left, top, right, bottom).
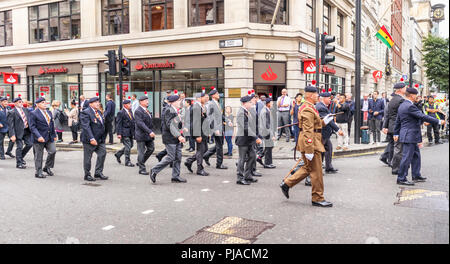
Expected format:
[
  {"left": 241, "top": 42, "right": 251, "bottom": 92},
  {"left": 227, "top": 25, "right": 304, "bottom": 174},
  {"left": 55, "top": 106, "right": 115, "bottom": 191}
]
[{"left": 279, "top": 85, "right": 334, "bottom": 207}]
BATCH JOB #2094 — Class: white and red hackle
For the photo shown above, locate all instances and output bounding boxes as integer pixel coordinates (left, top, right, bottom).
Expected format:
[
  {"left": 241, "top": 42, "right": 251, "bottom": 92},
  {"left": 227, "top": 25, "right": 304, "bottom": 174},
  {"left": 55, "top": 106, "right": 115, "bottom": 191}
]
[{"left": 174, "top": 90, "right": 178, "bottom": 95}]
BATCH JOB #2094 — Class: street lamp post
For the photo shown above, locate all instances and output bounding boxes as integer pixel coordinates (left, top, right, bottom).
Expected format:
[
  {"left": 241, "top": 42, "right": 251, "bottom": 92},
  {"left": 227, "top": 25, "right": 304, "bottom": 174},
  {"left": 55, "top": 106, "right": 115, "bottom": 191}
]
[{"left": 354, "top": 0, "right": 362, "bottom": 144}]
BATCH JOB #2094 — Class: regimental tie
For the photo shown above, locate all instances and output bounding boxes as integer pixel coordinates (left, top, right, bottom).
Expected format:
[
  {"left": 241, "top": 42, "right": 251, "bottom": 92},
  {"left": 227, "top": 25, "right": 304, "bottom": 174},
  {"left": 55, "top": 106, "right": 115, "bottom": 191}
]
[
  {"left": 20, "top": 109, "right": 28, "bottom": 128},
  {"left": 127, "top": 109, "right": 133, "bottom": 120},
  {"left": 43, "top": 111, "right": 51, "bottom": 125},
  {"left": 95, "top": 110, "right": 103, "bottom": 124}
]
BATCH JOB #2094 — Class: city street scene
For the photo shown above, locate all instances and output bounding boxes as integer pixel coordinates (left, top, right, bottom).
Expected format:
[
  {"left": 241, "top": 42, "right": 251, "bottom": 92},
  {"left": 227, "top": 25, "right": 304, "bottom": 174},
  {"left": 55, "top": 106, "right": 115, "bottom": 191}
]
[{"left": 0, "top": 0, "right": 449, "bottom": 249}]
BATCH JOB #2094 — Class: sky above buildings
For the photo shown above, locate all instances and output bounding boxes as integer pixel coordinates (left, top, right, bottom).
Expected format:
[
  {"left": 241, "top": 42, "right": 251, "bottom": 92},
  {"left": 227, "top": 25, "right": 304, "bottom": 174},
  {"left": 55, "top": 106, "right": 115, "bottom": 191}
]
[{"left": 431, "top": 0, "right": 449, "bottom": 37}]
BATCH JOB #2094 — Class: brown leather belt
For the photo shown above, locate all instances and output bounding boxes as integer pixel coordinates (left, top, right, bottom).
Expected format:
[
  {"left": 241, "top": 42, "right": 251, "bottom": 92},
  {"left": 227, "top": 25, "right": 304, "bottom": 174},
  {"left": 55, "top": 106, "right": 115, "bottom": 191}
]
[{"left": 299, "top": 128, "right": 322, "bottom": 133}]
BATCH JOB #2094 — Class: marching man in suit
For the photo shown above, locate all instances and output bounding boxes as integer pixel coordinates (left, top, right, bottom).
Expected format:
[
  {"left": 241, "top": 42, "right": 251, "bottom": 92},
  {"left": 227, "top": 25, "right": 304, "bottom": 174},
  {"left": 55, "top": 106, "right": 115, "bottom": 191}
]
[
  {"left": 134, "top": 95, "right": 156, "bottom": 175},
  {"left": 0, "top": 97, "right": 12, "bottom": 160},
  {"left": 259, "top": 97, "right": 277, "bottom": 169},
  {"left": 29, "top": 97, "right": 57, "bottom": 178},
  {"left": 393, "top": 88, "right": 445, "bottom": 186},
  {"left": 280, "top": 86, "right": 335, "bottom": 207},
  {"left": 80, "top": 97, "right": 108, "bottom": 182},
  {"left": 114, "top": 99, "right": 135, "bottom": 167},
  {"left": 8, "top": 97, "right": 33, "bottom": 169},
  {"left": 150, "top": 93, "right": 187, "bottom": 183}
]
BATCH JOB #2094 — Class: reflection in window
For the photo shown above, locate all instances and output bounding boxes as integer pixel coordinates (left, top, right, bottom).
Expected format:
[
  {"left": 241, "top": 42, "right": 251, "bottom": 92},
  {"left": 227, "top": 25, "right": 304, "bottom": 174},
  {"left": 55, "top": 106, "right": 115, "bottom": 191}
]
[
  {"left": 306, "top": 0, "right": 315, "bottom": 32},
  {"left": 323, "top": 2, "right": 330, "bottom": 34},
  {"left": 189, "top": 0, "right": 224, "bottom": 26},
  {"left": 337, "top": 13, "right": 343, "bottom": 46},
  {"left": 102, "top": 0, "right": 130, "bottom": 35},
  {"left": 0, "top": 10, "right": 13, "bottom": 47},
  {"left": 143, "top": 0, "right": 173, "bottom": 31},
  {"left": 250, "top": 0, "right": 288, "bottom": 25},
  {"left": 28, "top": 0, "right": 80, "bottom": 43}
]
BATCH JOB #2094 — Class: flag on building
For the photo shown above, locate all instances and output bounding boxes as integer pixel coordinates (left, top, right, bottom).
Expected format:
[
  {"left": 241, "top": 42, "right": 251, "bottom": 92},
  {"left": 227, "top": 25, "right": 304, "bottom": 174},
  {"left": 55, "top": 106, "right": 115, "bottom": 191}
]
[{"left": 376, "top": 25, "right": 394, "bottom": 49}]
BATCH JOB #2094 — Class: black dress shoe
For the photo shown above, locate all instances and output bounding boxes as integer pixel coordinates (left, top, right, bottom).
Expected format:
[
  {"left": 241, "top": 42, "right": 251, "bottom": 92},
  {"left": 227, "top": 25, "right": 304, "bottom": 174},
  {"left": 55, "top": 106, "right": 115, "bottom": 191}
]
[
  {"left": 197, "top": 170, "right": 209, "bottom": 176},
  {"left": 125, "top": 162, "right": 135, "bottom": 167},
  {"left": 16, "top": 164, "right": 26, "bottom": 169},
  {"left": 380, "top": 157, "right": 389, "bottom": 166},
  {"left": 35, "top": 174, "right": 46, "bottom": 179},
  {"left": 264, "top": 164, "right": 276, "bottom": 169},
  {"left": 114, "top": 153, "right": 121, "bottom": 164},
  {"left": 43, "top": 167, "right": 54, "bottom": 176},
  {"left": 139, "top": 170, "right": 150, "bottom": 175},
  {"left": 156, "top": 155, "right": 162, "bottom": 162},
  {"left": 251, "top": 171, "right": 262, "bottom": 177},
  {"left": 245, "top": 177, "right": 258, "bottom": 183},
  {"left": 397, "top": 180, "right": 414, "bottom": 186},
  {"left": 256, "top": 158, "right": 265, "bottom": 167},
  {"left": 22, "top": 160, "right": 26, "bottom": 165},
  {"left": 5, "top": 152, "right": 15, "bottom": 158},
  {"left": 204, "top": 158, "right": 211, "bottom": 166},
  {"left": 435, "top": 141, "right": 443, "bottom": 145},
  {"left": 305, "top": 176, "right": 312, "bottom": 186},
  {"left": 184, "top": 162, "right": 193, "bottom": 173},
  {"left": 149, "top": 169, "right": 156, "bottom": 183},
  {"left": 171, "top": 177, "right": 187, "bottom": 183},
  {"left": 216, "top": 165, "right": 228, "bottom": 169},
  {"left": 312, "top": 200, "right": 333, "bottom": 207},
  {"left": 84, "top": 175, "right": 96, "bottom": 181},
  {"left": 236, "top": 179, "right": 251, "bottom": 185},
  {"left": 280, "top": 182, "right": 289, "bottom": 199},
  {"left": 94, "top": 173, "right": 108, "bottom": 180},
  {"left": 413, "top": 176, "right": 427, "bottom": 182},
  {"left": 325, "top": 168, "right": 338, "bottom": 174},
  {"left": 392, "top": 170, "right": 398, "bottom": 175}
]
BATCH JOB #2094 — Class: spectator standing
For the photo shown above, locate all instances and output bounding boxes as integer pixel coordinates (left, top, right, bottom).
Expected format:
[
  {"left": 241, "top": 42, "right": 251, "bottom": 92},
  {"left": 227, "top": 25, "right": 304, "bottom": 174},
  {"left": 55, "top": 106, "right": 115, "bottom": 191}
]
[
  {"left": 67, "top": 101, "right": 79, "bottom": 144},
  {"left": 368, "top": 91, "right": 384, "bottom": 145},
  {"left": 224, "top": 106, "right": 234, "bottom": 156},
  {"left": 290, "top": 93, "right": 303, "bottom": 147},
  {"left": 423, "top": 96, "right": 442, "bottom": 144},
  {"left": 276, "top": 89, "right": 291, "bottom": 142},
  {"left": 346, "top": 93, "right": 355, "bottom": 137},
  {"left": 335, "top": 94, "right": 350, "bottom": 150},
  {"left": 51, "top": 100, "right": 66, "bottom": 143}
]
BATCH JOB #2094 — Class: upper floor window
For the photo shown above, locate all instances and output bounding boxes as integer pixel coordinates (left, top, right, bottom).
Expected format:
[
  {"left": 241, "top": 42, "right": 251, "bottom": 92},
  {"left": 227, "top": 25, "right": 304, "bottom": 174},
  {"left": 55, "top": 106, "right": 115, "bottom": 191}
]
[
  {"left": 336, "top": 12, "right": 343, "bottom": 46},
  {"left": 29, "top": 0, "right": 80, "bottom": 43},
  {"left": 323, "top": 2, "right": 330, "bottom": 34},
  {"left": 306, "top": 0, "right": 315, "bottom": 31},
  {"left": 102, "top": 0, "right": 129, "bottom": 35},
  {"left": 143, "top": 0, "right": 173, "bottom": 31},
  {"left": 189, "top": 0, "right": 224, "bottom": 26},
  {"left": 0, "top": 10, "right": 12, "bottom": 47},
  {"left": 351, "top": 22, "right": 355, "bottom": 53},
  {"left": 250, "top": 0, "right": 288, "bottom": 25}
]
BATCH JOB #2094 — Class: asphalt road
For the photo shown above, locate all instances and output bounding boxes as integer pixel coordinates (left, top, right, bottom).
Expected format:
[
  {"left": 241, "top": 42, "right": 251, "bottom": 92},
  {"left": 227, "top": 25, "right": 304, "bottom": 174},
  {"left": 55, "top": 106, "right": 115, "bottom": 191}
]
[{"left": 0, "top": 143, "right": 448, "bottom": 244}]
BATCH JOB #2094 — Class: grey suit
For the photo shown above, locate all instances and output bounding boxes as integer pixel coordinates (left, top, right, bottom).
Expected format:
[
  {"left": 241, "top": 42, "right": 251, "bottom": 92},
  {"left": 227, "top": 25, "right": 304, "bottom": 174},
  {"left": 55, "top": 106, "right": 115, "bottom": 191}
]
[
  {"left": 203, "top": 100, "right": 225, "bottom": 167},
  {"left": 259, "top": 106, "right": 276, "bottom": 165}
]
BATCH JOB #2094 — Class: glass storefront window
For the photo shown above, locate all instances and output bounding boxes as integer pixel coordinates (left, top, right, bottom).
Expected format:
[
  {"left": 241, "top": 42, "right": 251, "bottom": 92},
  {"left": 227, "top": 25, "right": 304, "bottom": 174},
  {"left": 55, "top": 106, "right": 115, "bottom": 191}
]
[
  {"left": 143, "top": 0, "right": 174, "bottom": 31},
  {"left": 250, "top": 0, "right": 288, "bottom": 25},
  {"left": 0, "top": 10, "right": 13, "bottom": 47},
  {"left": 102, "top": 0, "right": 130, "bottom": 35},
  {"left": 306, "top": 73, "right": 345, "bottom": 94},
  {"left": 189, "top": 0, "right": 224, "bottom": 26},
  {"left": 31, "top": 74, "right": 82, "bottom": 110},
  {"left": 0, "top": 84, "right": 13, "bottom": 99}
]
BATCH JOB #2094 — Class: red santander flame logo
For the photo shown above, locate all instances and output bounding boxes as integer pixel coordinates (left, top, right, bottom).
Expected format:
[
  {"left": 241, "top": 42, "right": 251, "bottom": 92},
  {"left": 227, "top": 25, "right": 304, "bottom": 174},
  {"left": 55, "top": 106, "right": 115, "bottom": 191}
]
[
  {"left": 135, "top": 61, "right": 144, "bottom": 71},
  {"left": 261, "top": 66, "right": 278, "bottom": 81}
]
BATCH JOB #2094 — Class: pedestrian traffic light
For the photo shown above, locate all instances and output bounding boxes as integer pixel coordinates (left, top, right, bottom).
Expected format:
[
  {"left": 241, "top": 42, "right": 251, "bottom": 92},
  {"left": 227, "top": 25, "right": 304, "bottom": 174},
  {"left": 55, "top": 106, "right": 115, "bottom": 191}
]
[
  {"left": 120, "top": 57, "right": 131, "bottom": 76},
  {"left": 321, "top": 34, "right": 335, "bottom": 65},
  {"left": 104, "top": 50, "right": 117, "bottom": 75},
  {"left": 410, "top": 59, "right": 417, "bottom": 74}
]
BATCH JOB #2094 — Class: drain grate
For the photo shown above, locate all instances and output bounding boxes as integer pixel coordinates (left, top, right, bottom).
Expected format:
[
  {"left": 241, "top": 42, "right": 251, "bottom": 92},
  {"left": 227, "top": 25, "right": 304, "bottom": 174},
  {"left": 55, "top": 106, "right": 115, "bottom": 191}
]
[
  {"left": 395, "top": 188, "right": 448, "bottom": 211},
  {"left": 179, "top": 216, "right": 275, "bottom": 244},
  {"left": 82, "top": 183, "right": 102, "bottom": 187}
]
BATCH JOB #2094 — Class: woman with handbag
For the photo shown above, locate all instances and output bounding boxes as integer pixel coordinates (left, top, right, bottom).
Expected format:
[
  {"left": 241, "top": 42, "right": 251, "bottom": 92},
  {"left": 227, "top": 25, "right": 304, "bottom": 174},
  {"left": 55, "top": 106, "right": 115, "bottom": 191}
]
[
  {"left": 51, "top": 100, "right": 66, "bottom": 143},
  {"left": 67, "top": 101, "right": 79, "bottom": 144}
]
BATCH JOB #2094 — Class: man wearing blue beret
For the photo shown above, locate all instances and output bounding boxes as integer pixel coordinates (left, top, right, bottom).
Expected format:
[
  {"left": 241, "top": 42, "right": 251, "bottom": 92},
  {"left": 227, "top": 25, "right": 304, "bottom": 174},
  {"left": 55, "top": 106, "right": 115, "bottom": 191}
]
[
  {"left": 114, "top": 99, "right": 136, "bottom": 167},
  {"left": 8, "top": 97, "right": 33, "bottom": 169}
]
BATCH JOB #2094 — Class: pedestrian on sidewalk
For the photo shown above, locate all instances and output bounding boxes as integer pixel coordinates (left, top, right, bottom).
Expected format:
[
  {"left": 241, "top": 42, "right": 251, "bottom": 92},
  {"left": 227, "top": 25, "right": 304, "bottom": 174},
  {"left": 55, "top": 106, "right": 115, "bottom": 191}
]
[
  {"left": 360, "top": 94, "right": 370, "bottom": 127},
  {"left": 290, "top": 93, "right": 303, "bottom": 148},
  {"left": 29, "top": 97, "right": 57, "bottom": 178},
  {"left": 224, "top": 106, "right": 234, "bottom": 156},
  {"left": 104, "top": 93, "right": 116, "bottom": 145},
  {"left": 346, "top": 93, "right": 355, "bottom": 137},
  {"left": 114, "top": 99, "right": 135, "bottom": 167},
  {"left": 51, "top": 100, "right": 66, "bottom": 143},
  {"left": 394, "top": 88, "right": 445, "bottom": 186},
  {"left": 335, "top": 93, "right": 350, "bottom": 150},
  {"left": 276, "top": 89, "right": 291, "bottom": 142},
  {"left": 423, "top": 96, "right": 442, "bottom": 145},
  {"left": 368, "top": 91, "right": 384, "bottom": 145},
  {"left": 68, "top": 100, "right": 79, "bottom": 144}
]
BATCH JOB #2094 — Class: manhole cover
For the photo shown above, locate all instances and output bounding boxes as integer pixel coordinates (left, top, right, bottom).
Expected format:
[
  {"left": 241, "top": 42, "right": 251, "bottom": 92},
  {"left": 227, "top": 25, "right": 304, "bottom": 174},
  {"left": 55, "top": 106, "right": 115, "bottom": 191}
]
[
  {"left": 179, "top": 216, "right": 275, "bottom": 244},
  {"left": 82, "top": 183, "right": 102, "bottom": 187},
  {"left": 395, "top": 188, "right": 448, "bottom": 211}
]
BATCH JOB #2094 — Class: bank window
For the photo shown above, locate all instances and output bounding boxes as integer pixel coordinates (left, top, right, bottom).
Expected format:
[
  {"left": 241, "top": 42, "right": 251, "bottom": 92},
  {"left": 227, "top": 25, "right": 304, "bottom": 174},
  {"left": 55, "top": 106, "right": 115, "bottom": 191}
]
[
  {"left": 143, "top": 0, "right": 174, "bottom": 31},
  {"left": 102, "top": 0, "right": 129, "bottom": 35},
  {"left": 28, "top": 0, "right": 80, "bottom": 44},
  {"left": 323, "top": 2, "right": 330, "bottom": 34},
  {"left": 250, "top": 0, "right": 288, "bottom": 25},
  {"left": 189, "top": 0, "right": 224, "bottom": 26},
  {"left": 306, "top": 0, "right": 315, "bottom": 32},
  {"left": 351, "top": 22, "right": 355, "bottom": 53},
  {"left": 0, "top": 10, "right": 13, "bottom": 47},
  {"left": 337, "top": 12, "right": 343, "bottom": 46}
]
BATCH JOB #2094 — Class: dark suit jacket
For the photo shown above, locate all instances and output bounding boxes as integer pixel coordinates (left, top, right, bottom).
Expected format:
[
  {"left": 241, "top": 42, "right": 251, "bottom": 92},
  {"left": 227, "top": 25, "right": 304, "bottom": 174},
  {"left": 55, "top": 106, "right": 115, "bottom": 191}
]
[
  {"left": 8, "top": 107, "right": 31, "bottom": 139},
  {"left": 134, "top": 106, "right": 154, "bottom": 142},
  {"left": 0, "top": 106, "right": 8, "bottom": 133},
  {"left": 104, "top": 100, "right": 116, "bottom": 122},
  {"left": 316, "top": 102, "right": 339, "bottom": 140},
  {"left": 29, "top": 109, "right": 57, "bottom": 144},
  {"left": 368, "top": 98, "right": 385, "bottom": 120},
  {"left": 80, "top": 107, "right": 106, "bottom": 144},
  {"left": 116, "top": 108, "right": 135, "bottom": 138},
  {"left": 162, "top": 106, "right": 183, "bottom": 145},
  {"left": 235, "top": 107, "right": 257, "bottom": 146},
  {"left": 394, "top": 100, "right": 440, "bottom": 144},
  {"left": 383, "top": 94, "right": 404, "bottom": 134}
]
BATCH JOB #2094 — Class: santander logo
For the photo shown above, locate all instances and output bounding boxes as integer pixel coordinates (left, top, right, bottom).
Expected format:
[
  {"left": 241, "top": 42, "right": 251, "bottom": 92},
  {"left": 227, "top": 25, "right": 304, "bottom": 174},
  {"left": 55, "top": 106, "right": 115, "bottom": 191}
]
[
  {"left": 6, "top": 75, "right": 16, "bottom": 83},
  {"left": 261, "top": 66, "right": 278, "bottom": 81},
  {"left": 306, "top": 61, "right": 316, "bottom": 73}
]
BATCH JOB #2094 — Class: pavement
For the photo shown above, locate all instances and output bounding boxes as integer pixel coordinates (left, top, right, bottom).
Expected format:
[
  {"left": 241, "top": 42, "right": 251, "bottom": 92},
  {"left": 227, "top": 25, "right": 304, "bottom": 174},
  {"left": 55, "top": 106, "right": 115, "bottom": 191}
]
[{"left": 0, "top": 140, "right": 448, "bottom": 244}]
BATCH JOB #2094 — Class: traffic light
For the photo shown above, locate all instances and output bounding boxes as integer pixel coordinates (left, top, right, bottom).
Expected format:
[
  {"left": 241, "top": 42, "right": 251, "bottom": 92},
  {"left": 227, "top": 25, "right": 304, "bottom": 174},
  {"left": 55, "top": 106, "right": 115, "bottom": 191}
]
[
  {"left": 320, "top": 34, "right": 336, "bottom": 65},
  {"left": 410, "top": 59, "right": 417, "bottom": 74},
  {"left": 104, "top": 50, "right": 117, "bottom": 75},
  {"left": 120, "top": 57, "right": 131, "bottom": 76}
]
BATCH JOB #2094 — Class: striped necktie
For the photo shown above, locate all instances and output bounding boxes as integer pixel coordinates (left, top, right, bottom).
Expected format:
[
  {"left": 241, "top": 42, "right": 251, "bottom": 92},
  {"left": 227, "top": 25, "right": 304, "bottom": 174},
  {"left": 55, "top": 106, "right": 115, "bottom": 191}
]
[
  {"left": 20, "top": 109, "right": 28, "bottom": 128},
  {"left": 95, "top": 110, "right": 102, "bottom": 123},
  {"left": 43, "top": 111, "right": 50, "bottom": 124}
]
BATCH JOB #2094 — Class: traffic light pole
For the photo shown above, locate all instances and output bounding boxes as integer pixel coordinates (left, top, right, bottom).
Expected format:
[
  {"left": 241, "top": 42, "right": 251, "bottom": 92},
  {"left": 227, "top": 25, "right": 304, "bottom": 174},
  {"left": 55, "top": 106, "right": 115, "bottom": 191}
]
[
  {"left": 409, "top": 49, "right": 413, "bottom": 89},
  {"left": 118, "top": 45, "right": 123, "bottom": 110},
  {"left": 315, "top": 27, "right": 320, "bottom": 91},
  {"left": 354, "top": 0, "right": 362, "bottom": 144}
]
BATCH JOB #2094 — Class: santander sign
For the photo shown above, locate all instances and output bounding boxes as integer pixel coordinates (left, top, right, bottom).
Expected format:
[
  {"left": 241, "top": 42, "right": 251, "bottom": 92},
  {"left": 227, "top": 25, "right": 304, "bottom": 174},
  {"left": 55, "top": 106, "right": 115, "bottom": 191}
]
[{"left": 261, "top": 66, "right": 278, "bottom": 81}]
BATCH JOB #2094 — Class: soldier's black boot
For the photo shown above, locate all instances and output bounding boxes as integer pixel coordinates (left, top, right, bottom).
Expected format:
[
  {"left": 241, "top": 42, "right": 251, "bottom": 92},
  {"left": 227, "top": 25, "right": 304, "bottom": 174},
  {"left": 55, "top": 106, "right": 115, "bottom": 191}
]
[{"left": 280, "top": 182, "right": 289, "bottom": 199}]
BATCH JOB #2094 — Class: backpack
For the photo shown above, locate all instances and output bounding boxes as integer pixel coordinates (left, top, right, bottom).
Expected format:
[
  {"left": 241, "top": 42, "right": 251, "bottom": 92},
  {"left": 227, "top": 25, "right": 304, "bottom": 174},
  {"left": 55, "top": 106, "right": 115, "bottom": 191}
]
[{"left": 58, "top": 110, "right": 68, "bottom": 125}]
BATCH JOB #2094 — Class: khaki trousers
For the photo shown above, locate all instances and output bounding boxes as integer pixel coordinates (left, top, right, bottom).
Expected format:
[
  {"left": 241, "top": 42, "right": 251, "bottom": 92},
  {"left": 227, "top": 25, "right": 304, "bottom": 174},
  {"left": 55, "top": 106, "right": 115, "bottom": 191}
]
[{"left": 283, "top": 151, "right": 325, "bottom": 202}]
